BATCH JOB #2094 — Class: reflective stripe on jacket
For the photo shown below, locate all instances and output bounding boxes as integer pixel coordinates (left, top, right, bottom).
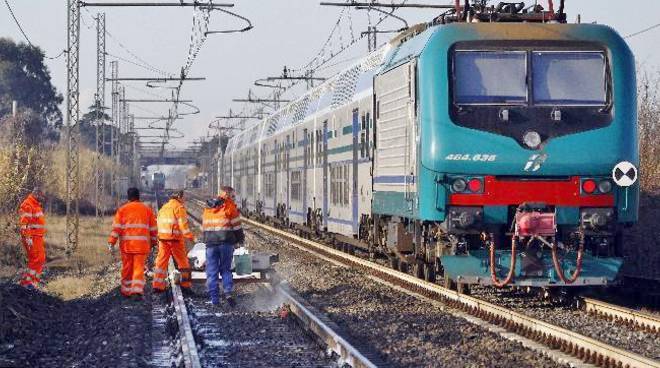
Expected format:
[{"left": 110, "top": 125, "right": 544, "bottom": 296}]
[
  {"left": 19, "top": 194, "right": 46, "bottom": 237},
  {"left": 202, "top": 197, "right": 244, "bottom": 246},
  {"left": 157, "top": 199, "right": 194, "bottom": 241},
  {"left": 108, "top": 201, "right": 158, "bottom": 254}
]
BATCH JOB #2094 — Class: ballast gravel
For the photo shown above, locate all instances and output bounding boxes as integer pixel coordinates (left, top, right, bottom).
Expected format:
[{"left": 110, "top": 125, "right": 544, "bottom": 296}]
[
  {"left": 186, "top": 283, "right": 338, "bottom": 368},
  {"left": 471, "top": 287, "right": 660, "bottom": 361},
  {"left": 245, "top": 227, "right": 566, "bottom": 368},
  {"left": 0, "top": 281, "right": 152, "bottom": 368}
]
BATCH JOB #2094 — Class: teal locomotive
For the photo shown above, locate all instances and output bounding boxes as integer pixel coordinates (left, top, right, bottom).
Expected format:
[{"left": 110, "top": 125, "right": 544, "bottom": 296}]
[{"left": 223, "top": 2, "right": 639, "bottom": 290}]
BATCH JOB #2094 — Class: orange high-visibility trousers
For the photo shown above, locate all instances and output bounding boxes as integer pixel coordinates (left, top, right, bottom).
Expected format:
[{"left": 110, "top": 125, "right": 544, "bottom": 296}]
[
  {"left": 20, "top": 236, "right": 46, "bottom": 288},
  {"left": 152, "top": 239, "right": 192, "bottom": 290},
  {"left": 120, "top": 253, "right": 148, "bottom": 296}
]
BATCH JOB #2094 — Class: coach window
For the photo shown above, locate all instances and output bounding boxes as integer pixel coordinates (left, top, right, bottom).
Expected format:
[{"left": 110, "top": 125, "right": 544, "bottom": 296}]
[
  {"left": 365, "top": 112, "right": 371, "bottom": 158},
  {"left": 316, "top": 130, "right": 323, "bottom": 165},
  {"left": 291, "top": 171, "right": 302, "bottom": 201},
  {"left": 276, "top": 142, "right": 280, "bottom": 172},
  {"left": 306, "top": 131, "right": 311, "bottom": 166},
  {"left": 360, "top": 114, "right": 366, "bottom": 158},
  {"left": 331, "top": 166, "right": 337, "bottom": 205},
  {"left": 342, "top": 164, "right": 349, "bottom": 205}
]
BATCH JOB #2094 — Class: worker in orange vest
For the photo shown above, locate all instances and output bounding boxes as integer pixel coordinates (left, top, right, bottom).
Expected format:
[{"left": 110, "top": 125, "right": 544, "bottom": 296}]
[
  {"left": 202, "top": 186, "right": 244, "bottom": 306},
  {"left": 18, "top": 188, "right": 47, "bottom": 289},
  {"left": 153, "top": 190, "right": 196, "bottom": 293},
  {"left": 107, "top": 187, "right": 158, "bottom": 300}
]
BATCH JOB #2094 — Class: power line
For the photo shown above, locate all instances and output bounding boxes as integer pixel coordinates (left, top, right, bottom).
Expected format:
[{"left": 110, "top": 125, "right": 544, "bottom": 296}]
[
  {"left": 81, "top": 7, "right": 171, "bottom": 76},
  {"left": 105, "top": 51, "right": 171, "bottom": 75},
  {"left": 625, "top": 22, "right": 660, "bottom": 39},
  {"left": 3, "top": 0, "right": 67, "bottom": 59},
  {"left": 230, "top": 0, "right": 411, "bottom": 135},
  {"left": 4, "top": 0, "right": 33, "bottom": 45}
]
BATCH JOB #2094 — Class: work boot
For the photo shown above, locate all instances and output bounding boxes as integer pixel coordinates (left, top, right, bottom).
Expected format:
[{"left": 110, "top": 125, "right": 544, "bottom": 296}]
[{"left": 225, "top": 294, "right": 236, "bottom": 308}]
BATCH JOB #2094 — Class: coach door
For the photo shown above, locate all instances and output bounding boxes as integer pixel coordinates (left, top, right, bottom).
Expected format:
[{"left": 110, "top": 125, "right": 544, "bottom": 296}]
[
  {"left": 273, "top": 140, "right": 278, "bottom": 212},
  {"left": 286, "top": 134, "right": 291, "bottom": 210},
  {"left": 373, "top": 61, "right": 417, "bottom": 210},
  {"left": 351, "top": 109, "right": 359, "bottom": 234},
  {"left": 322, "top": 120, "right": 329, "bottom": 229},
  {"left": 303, "top": 128, "right": 309, "bottom": 215}
]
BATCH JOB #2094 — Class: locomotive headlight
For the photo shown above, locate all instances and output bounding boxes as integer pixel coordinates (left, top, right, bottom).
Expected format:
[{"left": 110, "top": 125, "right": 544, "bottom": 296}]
[
  {"left": 598, "top": 180, "right": 613, "bottom": 194},
  {"left": 523, "top": 131, "right": 542, "bottom": 149},
  {"left": 451, "top": 178, "right": 467, "bottom": 193}
]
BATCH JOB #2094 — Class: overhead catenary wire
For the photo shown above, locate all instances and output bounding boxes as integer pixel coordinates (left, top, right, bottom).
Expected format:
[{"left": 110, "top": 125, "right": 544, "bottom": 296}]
[
  {"left": 81, "top": 7, "right": 170, "bottom": 76},
  {"left": 3, "top": 0, "right": 67, "bottom": 59},
  {"left": 105, "top": 51, "right": 171, "bottom": 77},
  {"left": 81, "top": 7, "right": 171, "bottom": 77},
  {"left": 238, "top": 0, "right": 410, "bottom": 124},
  {"left": 625, "top": 22, "right": 660, "bottom": 39}
]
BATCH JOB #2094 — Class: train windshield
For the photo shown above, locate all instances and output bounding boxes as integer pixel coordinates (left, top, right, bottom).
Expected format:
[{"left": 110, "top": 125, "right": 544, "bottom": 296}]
[
  {"left": 532, "top": 52, "right": 607, "bottom": 106},
  {"left": 454, "top": 51, "right": 527, "bottom": 105}
]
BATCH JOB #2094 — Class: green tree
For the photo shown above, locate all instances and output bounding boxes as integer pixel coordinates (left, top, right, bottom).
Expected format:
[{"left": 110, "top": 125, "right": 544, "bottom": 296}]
[
  {"left": 0, "top": 38, "right": 63, "bottom": 129},
  {"left": 79, "top": 103, "right": 114, "bottom": 154}
]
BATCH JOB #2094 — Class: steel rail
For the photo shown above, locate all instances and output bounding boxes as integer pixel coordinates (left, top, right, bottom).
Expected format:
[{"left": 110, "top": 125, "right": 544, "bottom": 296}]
[
  {"left": 168, "top": 260, "right": 202, "bottom": 368},
  {"left": 243, "top": 217, "right": 660, "bottom": 368},
  {"left": 186, "top": 198, "right": 383, "bottom": 368},
  {"left": 149, "top": 194, "right": 201, "bottom": 368},
  {"left": 275, "top": 283, "right": 382, "bottom": 368},
  {"left": 582, "top": 297, "right": 660, "bottom": 334}
]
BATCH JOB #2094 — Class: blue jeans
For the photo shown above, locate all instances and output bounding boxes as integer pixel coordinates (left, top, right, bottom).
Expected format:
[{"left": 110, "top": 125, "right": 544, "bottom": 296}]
[{"left": 206, "top": 243, "right": 234, "bottom": 303}]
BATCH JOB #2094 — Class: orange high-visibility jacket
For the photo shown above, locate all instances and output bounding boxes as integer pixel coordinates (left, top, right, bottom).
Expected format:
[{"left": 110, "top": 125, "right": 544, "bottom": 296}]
[
  {"left": 157, "top": 199, "right": 194, "bottom": 241},
  {"left": 108, "top": 201, "right": 158, "bottom": 254},
  {"left": 19, "top": 194, "right": 46, "bottom": 237},
  {"left": 202, "top": 197, "right": 244, "bottom": 246}
]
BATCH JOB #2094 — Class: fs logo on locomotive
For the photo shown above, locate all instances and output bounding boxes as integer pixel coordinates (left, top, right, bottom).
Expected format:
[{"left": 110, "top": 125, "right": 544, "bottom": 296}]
[{"left": 523, "top": 153, "right": 548, "bottom": 172}]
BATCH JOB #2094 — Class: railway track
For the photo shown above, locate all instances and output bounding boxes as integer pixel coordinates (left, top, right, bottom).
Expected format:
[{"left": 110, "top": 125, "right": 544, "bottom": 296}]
[
  {"left": 582, "top": 297, "right": 660, "bottom": 334},
  {"left": 236, "top": 215, "right": 659, "bottom": 368},
  {"left": 159, "top": 195, "right": 384, "bottom": 368}
]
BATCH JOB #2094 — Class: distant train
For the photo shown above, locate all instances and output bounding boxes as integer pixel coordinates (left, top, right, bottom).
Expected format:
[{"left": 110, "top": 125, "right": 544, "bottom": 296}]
[
  {"left": 220, "top": 2, "right": 639, "bottom": 291},
  {"left": 152, "top": 172, "right": 166, "bottom": 191}
]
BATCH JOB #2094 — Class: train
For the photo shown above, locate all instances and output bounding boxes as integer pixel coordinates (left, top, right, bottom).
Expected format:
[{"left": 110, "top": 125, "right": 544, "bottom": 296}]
[
  {"left": 152, "top": 172, "right": 166, "bottom": 191},
  {"left": 219, "top": 1, "right": 639, "bottom": 291}
]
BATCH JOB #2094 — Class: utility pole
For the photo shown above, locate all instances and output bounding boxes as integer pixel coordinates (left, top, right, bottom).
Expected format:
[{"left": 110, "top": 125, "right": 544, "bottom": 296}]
[
  {"left": 367, "top": 26, "right": 377, "bottom": 52},
  {"left": 95, "top": 12, "right": 106, "bottom": 219},
  {"left": 130, "top": 114, "right": 139, "bottom": 187},
  {"left": 110, "top": 60, "right": 119, "bottom": 204},
  {"left": 117, "top": 86, "right": 127, "bottom": 204},
  {"left": 65, "top": 0, "right": 81, "bottom": 256}
]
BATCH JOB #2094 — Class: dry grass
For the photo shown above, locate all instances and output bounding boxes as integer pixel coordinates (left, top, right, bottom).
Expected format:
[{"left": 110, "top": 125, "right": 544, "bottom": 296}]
[
  {"left": 0, "top": 214, "right": 117, "bottom": 297},
  {"left": 44, "top": 275, "right": 96, "bottom": 300},
  {"left": 45, "top": 215, "right": 115, "bottom": 272},
  {"left": 40, "top": 215, "right": 116, "bottom": 298}
]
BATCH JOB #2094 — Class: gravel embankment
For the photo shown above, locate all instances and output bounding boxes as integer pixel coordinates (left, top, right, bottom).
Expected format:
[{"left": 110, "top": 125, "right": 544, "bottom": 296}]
[
  {"left": 0, "top": 281, "right": 153, "bottom": 367},
  {"left": 186, "top": 283, "right": 338, "bottom": 367},
  {"left": 244, "top": 226, "right": 565, "bottom": 368},
  {"left": 470, "top": 287, "right": 660, "bottom": 361}
]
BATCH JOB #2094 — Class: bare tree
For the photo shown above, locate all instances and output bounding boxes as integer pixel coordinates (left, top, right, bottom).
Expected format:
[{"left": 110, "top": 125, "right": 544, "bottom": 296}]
[{"left": 637, "top": 69, "right": 660, "bottom": 191}]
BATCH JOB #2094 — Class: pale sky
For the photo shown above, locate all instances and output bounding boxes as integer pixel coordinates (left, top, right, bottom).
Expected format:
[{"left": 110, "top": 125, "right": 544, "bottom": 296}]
[{"left": 1, "top": 1, "right": 659, "bottom": 149}]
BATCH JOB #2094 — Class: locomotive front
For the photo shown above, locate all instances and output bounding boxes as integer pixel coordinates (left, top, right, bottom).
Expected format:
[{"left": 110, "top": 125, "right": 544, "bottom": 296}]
[{"left": 417, "top": 23, "right": 639, "bottom": 287}]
